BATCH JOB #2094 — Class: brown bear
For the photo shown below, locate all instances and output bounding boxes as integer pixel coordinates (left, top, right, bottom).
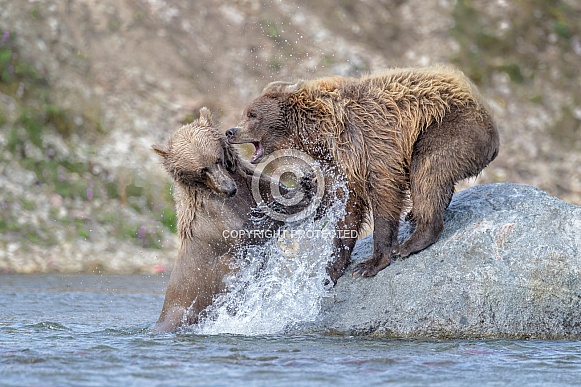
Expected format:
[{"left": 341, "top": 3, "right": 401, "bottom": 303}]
[
  {"left": 151, "top": 107, "right": 313, "bottom": 332},
  {"left": 226, "top": 66, "right": 499, "bottom": 283}
]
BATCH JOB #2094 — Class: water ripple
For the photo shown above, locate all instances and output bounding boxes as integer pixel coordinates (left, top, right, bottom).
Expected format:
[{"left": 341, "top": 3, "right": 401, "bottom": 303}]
[{"left": 2, "top": 275, "right": 581, "bottom": 386}]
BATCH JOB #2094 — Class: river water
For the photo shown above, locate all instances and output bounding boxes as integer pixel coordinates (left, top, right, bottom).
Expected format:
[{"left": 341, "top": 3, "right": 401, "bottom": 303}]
[{"left": 2, "top": 274, "right": 581, "bottom": 386}]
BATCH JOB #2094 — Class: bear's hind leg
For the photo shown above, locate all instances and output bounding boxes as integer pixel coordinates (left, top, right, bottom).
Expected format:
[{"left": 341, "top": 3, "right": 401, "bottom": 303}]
[
  {"left": 399, "top": 125, "right": 457, "bottom": 257},
  {"left": 398, "top": 183, "right": 452, "bottom": 257},
  {"left": 399, "top": 106, "right": 497, "bottom": 257}
]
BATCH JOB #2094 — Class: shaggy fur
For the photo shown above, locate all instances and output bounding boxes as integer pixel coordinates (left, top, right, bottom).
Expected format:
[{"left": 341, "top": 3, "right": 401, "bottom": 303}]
[
  {"left": 227, "top": 66, "right": 499, "bottom": 283},
  {"left": 152, "top": 108, "right": 310, "bottom": 332}
]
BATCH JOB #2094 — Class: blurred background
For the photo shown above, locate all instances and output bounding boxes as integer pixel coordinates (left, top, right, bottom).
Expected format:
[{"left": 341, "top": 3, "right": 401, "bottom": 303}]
[{"left": 0, "top": 0, "right": 579, "bottom": 274}]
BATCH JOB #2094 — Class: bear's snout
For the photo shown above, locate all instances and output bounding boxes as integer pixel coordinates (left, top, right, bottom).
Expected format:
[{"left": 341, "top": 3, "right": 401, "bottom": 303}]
[
  {"left": 225, "top": 127, "right": 238, "bottom": 138},
  {"left": 224, "top": 185, "right": 237, "bottom": 198},
  {"left": 214, "top": 175, "right": 237, "bottom": 198}
]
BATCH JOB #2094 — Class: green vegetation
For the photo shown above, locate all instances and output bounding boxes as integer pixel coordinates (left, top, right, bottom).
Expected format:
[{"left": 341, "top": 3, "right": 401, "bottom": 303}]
[
  {"left": 0, "top": 193, "right": 58, "bottom": 247},
  {"left": 181, "top": 102, "right": 222, "bottom": 125},
  {"left": 30, "top": 6, "right": 41, "bottom": 20},
  {"left": 549, "top": 105, "right": 581, "bottom": 147},
  {"left": 259, "top": 18, "right": 296, "bottom": 70},
  {"left": 260, "top": 19, "right": 280, "bottom": 39},
  {"left": 181, "top": 110, "right": 200, "bottom": 125},
  {"left": 0, "top": 108, "right": 7, "bottom": 126},
  {"left": 0, "top": 32, "right": 177, "bottom": 250},
  {"left": 269, "top": 56, "right": 283, "bottom": 71},
  {"left": 158, "top": 182, "right": 177, "bottom": 234},
  {"left": 160, "top": 206, "right": 177, "bottom": 234},
  {"left": 451, "top": 0, "right": 580, "bottom": 86},
  {"left": 451, "top": 0, "right": 581, "bottom": 153}
]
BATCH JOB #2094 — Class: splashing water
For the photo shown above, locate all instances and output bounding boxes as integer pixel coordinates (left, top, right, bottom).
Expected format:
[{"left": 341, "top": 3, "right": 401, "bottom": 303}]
[{"left": 194, "top": 181, "right": 349, "bottom": 336}]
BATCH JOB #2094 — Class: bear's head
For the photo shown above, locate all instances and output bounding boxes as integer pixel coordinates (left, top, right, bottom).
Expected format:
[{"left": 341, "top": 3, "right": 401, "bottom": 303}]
[
  {"left": 226, "top": 81, "right": 303, "bottom": 164},
  {"left": 153, "top": 107, "right": 239, "bottom": 197}
]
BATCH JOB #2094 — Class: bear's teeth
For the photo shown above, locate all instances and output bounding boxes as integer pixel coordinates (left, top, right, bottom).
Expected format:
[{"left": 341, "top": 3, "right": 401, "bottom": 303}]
[{"left": 251, "top": 141, "right": 264, "bottom": 163}]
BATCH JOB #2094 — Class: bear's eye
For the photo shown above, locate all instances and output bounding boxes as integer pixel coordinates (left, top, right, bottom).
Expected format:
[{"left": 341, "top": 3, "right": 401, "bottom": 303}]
[{"left": 247, "top": 110, "right": 257, "bottom": 119}]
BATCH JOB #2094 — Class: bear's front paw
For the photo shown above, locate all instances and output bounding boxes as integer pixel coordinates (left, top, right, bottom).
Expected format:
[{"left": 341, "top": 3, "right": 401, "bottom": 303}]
[
  {"left": 352, "top": 254, "right": 392, "bottom": 278},
  {"left": 325, "top": 263, "right": 343, "bottom": 286},
  {"left": 396, "top": 243, "right": 412, "bottom": 258}
]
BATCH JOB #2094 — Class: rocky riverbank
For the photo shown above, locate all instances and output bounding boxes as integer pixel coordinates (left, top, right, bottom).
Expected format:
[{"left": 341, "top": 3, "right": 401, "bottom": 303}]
[
  {"left": 1, "top": 0, "right": 580, "bottom": 273},
  {"left": 317, "top": 183, "right": 581, "bottom": 339}
]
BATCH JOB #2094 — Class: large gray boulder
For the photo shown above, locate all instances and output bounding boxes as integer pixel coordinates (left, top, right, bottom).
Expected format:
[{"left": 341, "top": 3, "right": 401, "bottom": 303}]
[{"left": 317, "top": 183, "right": 581, "bottom": 339}]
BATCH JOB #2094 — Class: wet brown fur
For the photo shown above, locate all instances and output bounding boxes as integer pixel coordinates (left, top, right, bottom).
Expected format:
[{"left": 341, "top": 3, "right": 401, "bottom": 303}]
[
  {"left": 152, "top": 108, "right": 275, "bottom": 332},
  {"left": 228, "top": 66, "right": 499, "bottom": 282}
]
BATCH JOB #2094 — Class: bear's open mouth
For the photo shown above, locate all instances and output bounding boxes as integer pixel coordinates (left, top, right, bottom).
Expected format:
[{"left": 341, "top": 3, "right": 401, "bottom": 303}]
[{"left": 250, "top": 141, "right": 264, "bottom": 164}]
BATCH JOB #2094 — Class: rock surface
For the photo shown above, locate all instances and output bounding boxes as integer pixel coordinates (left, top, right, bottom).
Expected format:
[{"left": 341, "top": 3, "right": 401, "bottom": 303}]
[{"left": 317, "top": 183, "right": 581, "bottom": 339}]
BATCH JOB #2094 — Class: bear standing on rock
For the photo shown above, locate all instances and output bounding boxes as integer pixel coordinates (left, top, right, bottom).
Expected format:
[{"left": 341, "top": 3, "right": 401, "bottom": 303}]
[{"left": 227, "top": 66, "right": 499, "bottom": 284}]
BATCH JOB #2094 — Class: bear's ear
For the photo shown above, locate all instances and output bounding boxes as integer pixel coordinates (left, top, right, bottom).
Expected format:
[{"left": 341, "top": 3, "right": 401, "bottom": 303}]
[
  {"left": 262, "top": 80, "right": 304, "bottom": 94},
  {"left": 198, "top": 107, "right": 213, "bottom": 126},
  {"left": 151, "top": 143, "right": 169, "bottom": 158}
]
